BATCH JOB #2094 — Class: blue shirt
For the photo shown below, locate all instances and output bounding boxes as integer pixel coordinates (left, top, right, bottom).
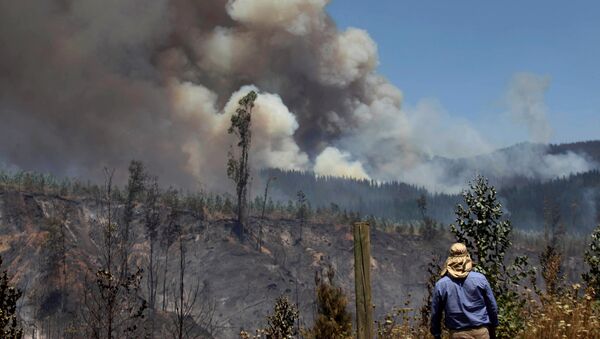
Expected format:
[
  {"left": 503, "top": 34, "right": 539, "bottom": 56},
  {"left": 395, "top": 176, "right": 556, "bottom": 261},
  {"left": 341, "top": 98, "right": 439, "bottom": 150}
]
[{"left": 430, "top": 271, "right": 498, "bottom": 338}]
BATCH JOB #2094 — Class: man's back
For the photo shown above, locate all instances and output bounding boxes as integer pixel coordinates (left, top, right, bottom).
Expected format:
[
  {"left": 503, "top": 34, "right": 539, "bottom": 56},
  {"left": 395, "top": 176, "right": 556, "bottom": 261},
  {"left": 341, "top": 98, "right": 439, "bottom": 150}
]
[
  {"left": 432, "top": 271, "right": 498, "bottom": 331},
  {"left": 430, "top": 243, "right": 499, "bottom": 339}
]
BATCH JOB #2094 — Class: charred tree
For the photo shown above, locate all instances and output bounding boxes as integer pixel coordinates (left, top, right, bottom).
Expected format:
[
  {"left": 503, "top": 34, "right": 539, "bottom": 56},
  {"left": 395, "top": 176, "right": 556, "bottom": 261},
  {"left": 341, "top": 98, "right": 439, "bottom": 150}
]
[
  {"left": 144, "top": 177, "right": 161, "bottom": 336},
  {"left": 161, "top": 188, "right": 180, "bottom": 312},
  {"left": 121, "top": 160, "right": 146, "bottom": 278},
  {"left": 82, "top": 168, "right": 147, "bottom": 339}
]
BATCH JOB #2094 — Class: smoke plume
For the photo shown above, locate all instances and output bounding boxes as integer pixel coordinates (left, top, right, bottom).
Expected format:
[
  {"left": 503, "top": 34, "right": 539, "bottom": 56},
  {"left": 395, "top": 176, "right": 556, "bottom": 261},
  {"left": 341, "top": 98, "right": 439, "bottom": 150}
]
[
  {"left": 0, "top": 0, "right": 595, "bottom": 193},
  {"left": 314, "top": 147, "right": 369, "bottom": 180},
  {"left": 506, "top": 72, "right": 553, "bottom": 143},
  {"left": 0, "top": 0, "right": 379, "bottom": 189}
]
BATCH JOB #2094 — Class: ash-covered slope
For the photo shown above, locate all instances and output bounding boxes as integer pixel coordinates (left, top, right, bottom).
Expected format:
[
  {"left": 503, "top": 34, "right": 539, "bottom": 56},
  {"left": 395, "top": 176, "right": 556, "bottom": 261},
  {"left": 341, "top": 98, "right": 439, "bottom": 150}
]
[
  {"left": 0, "top": 189, "right": 448, "bottom": 338},
  {"left": 0, "top": 188, "right": 592, "bottom": 337}
]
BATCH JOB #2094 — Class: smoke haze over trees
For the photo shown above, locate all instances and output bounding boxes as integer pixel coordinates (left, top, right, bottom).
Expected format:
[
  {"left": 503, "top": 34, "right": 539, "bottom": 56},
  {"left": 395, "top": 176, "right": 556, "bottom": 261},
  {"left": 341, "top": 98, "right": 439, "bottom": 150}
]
[{"left": 0, "top": 0, "right": 597, "bottom": 194}]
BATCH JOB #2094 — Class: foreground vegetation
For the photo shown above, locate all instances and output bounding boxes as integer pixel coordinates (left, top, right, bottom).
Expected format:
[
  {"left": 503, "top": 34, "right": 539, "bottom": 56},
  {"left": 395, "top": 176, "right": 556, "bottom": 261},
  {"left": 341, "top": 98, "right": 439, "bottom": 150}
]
[{"left": 237, "top": 176, "right": 600, "bottom": 339}]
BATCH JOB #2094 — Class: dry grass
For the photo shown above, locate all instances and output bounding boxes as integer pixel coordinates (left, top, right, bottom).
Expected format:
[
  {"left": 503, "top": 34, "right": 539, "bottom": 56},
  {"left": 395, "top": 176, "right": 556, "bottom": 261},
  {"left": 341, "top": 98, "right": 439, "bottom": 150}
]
[
  {"left": 375, "top": 300, "right": 436, "bottom": 339},
  {"left": 375, "top": 286, "right": 600, "bottom": 339},
  {"left": 520, "top": 286, "right": 600, "bottom": 339}
]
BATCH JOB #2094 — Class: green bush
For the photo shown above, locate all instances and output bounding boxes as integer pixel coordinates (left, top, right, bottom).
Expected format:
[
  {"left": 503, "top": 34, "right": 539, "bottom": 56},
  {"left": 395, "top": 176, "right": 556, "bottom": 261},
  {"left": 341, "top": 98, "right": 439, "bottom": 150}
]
[
  {"left": 265, "top": 296, "right": 299, "bottom": 339},
  {"left": 583, "top": 224, "right": 600, "bottom": 298},
  {"left": 450, "top": 176, "right": 534, "bottom": 338}
]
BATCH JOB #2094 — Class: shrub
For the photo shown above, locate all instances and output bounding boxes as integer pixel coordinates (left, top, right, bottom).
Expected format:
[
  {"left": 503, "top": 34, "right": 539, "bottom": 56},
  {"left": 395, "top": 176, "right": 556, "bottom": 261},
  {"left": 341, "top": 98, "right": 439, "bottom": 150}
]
[
  {"left": 265, "top": 296, "right": 299, "bottom": 339},
  {"left": 376, "top": 298, "right": 433, "bottom": 339},
  {"left": 304, "top": 266, "right": 352, "bottom": 339},
  {"left": 0, "top": 256, "right": 23, "bottom": 339},
  {"left": 240, "top": 295, "right": 298, "bottom": 339},
  {"left": 582, "top": 224, "right": 600, "bottom": 298},
  {"left": 521, "top": 284, "right": 600, "bottom": 339}
]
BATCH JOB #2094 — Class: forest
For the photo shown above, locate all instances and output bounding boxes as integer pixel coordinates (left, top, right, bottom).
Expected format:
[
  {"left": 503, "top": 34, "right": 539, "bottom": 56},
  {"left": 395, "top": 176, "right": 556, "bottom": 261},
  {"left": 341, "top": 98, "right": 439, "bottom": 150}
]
[{"left": 263, "top": 165, "right": 600, "bottom": 234}]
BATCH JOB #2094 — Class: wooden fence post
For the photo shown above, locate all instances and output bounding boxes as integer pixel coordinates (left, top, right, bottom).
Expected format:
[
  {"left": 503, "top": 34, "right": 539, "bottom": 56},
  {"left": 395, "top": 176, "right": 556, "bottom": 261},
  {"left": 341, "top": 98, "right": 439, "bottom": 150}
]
[{"left": 354, "top": 221, "right": 373, "bottom": 339}]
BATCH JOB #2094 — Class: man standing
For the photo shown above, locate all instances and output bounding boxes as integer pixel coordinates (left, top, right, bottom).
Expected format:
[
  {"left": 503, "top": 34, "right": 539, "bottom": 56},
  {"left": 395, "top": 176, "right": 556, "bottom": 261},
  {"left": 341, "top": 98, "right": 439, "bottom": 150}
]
[{"left": 430, "top": 243, "right": 498, "bottom": 339}]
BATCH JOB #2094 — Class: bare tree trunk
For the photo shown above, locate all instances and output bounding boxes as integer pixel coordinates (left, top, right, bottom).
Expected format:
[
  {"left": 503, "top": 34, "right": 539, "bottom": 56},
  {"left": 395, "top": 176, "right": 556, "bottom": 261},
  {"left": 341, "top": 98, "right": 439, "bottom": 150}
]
[
  {"left": 144, "top": 177, "right": 160, "bottom": 337},
  {"left": 259, "top": 176, "right": 276, "bottom": 251},
  {"left": 149, "top": 241, "right": 156, "bottom": 308},
  {"left": 106, "top": 170, "right": 114, "bottom": 339},
  {"left": 148, "top": 240, "right": 156, "bottom": 338},
  {"left": 178, "top": 234, "right": 184, "bottom": 339},
  {"left": 162, "top": 250, "right": 169, "bottom": 312},
  {"left": 121, "top": 161, "right": 146, "bottom": 280},
  {"left": 61, "top": 222, "right": 67, "bottom": 313}
]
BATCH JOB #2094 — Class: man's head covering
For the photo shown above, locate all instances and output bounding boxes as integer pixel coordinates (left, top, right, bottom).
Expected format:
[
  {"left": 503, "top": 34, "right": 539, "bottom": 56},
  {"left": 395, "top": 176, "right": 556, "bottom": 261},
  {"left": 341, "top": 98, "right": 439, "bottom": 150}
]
[{"left": 441, "top": 243, "right": 473, "bottom": 279}]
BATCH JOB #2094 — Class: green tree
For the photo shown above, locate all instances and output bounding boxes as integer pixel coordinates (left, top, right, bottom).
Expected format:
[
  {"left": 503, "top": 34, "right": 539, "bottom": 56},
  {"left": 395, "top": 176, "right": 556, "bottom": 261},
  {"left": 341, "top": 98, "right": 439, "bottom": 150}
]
[
  {"left": 417, "top": 194, "right": 436, "bottom": 240},
  {"left": 582, "top": 224, "right": 600, "bottom": 298},
  {"left": 0, "top": 256, "right": 22, "bottom": 339},
  {"left": 450, "top": 176, "right": 513, "bottom": 291},
  {"left": 450, "top": 176, "right": 533, "bottom": 338},
  {"left": 227, "top": 91, "right": 258, "bottom": 237}
]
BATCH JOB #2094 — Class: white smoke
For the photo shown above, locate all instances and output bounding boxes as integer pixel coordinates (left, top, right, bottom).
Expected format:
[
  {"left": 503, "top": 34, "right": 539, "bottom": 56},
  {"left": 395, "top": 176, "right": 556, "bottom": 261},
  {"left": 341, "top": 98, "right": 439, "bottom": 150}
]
[
  {"left": 318, "top": 28, "right": 378, "bottom": 86},
  {"left": 200, "top": 27, "right": 259, "bottom": 75},
  {"left": 169, "top": 82, "right": 309, "bottom": 188},
  {"left": 506, "top": 72, "right": 553, "bottom": 143},
  {"left": 226, "top": 0, "right": 329, "bottom": 35},
  {"left": 540, "top": 151, "right": 595, "bottom": 179},
  {"left": 314, "top": 147, "right": 370, "bottom": 180},
  {"left": 224, "top": 86, "right": 310, "bottom": 171}
]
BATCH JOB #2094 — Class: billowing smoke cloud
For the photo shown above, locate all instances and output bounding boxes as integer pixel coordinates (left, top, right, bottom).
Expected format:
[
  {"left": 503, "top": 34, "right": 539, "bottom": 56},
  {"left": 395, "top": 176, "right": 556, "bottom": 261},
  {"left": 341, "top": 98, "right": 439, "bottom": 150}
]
[
  {"left": 226, "top": 0, "right": 329, "bottom": 35},
  {"left": 169, "top": 83, "right": 309, "bottom": 182},
  {"left": 0, "top": 0, "right": 374, "bottom": 188},
  {"left": 506, "top": 72, "right": 553, "bottom": 143},
  {"left": 0, "top": 0, "right": 595, "bottom": 193},
  {"left": 314, "top": 147, "right": 369, "bottom": 180}
]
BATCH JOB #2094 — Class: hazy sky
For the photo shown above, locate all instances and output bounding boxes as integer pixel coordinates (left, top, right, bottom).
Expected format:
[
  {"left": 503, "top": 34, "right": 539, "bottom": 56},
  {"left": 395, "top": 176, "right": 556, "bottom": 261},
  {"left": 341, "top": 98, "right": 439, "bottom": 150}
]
[{"left": 327, "top": 0, "right": 600, "bottom": 145}]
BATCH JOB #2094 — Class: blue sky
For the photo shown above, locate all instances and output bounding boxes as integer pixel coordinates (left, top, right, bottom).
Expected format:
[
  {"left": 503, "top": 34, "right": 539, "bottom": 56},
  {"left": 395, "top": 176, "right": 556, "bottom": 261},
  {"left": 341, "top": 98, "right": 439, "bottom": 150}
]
[{"left": 327, "top": 0, "right": 600, "bottom": 145}]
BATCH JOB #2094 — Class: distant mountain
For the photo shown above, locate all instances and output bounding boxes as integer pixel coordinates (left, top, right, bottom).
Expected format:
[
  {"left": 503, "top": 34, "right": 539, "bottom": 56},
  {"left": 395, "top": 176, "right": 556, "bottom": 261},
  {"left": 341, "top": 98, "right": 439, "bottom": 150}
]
[
  {"left": 549, "top": 140, "right": 600, "bottom": 163},
  {"left": 263, "top": 140, "right": 600, "bottom": 232},
  {"left": 423, "top": 140, "right": 600, "bottom": 190}
]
